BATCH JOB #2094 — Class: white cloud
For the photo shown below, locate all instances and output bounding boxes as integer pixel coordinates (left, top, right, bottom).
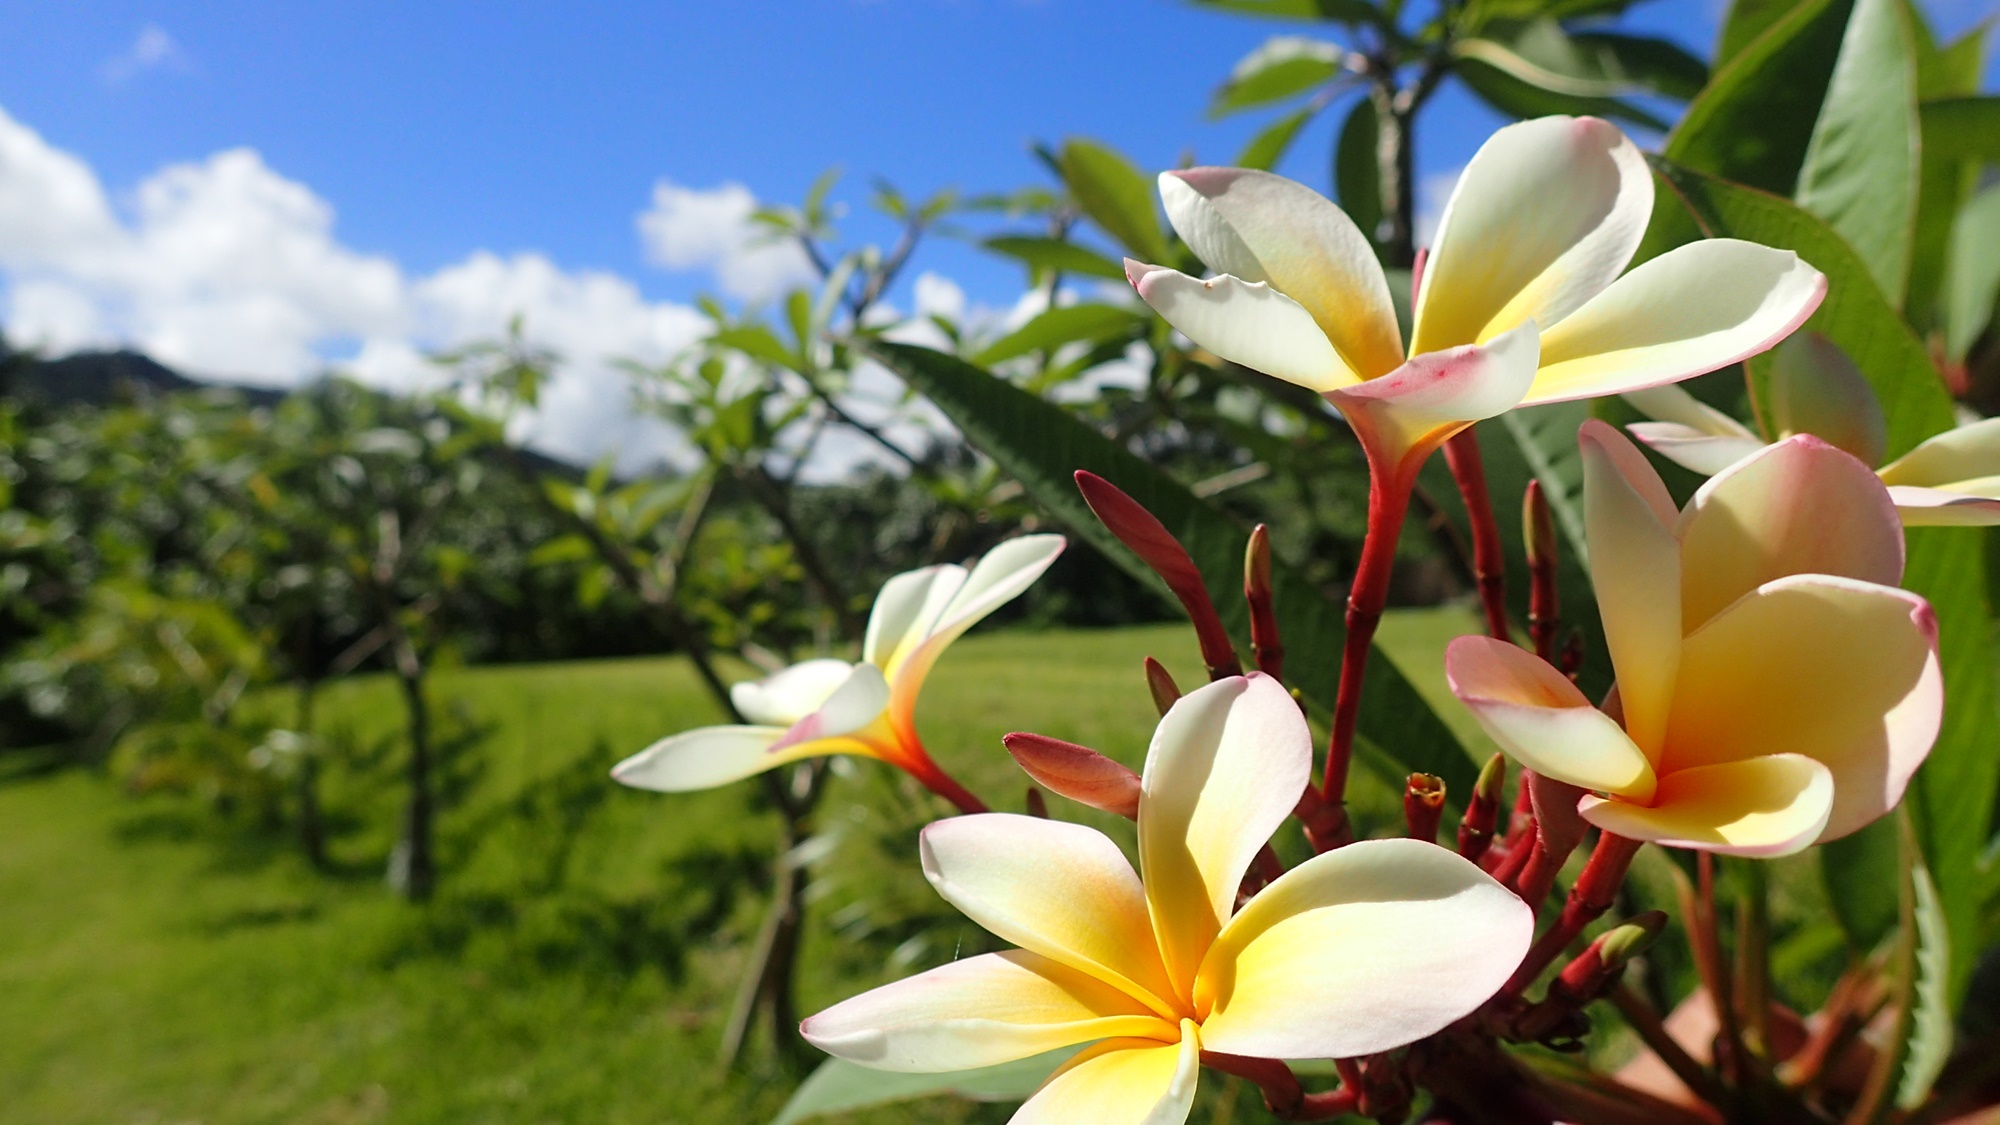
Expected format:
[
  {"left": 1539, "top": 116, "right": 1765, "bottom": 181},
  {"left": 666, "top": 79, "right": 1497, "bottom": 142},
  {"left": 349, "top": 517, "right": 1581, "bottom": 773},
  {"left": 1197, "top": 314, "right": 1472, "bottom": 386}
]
[
  {"left": 636, "top": 179, "right": 818, "bottom": 304},
  {"left": 100, "top": 25, "right": 192, "bottom": 87}
]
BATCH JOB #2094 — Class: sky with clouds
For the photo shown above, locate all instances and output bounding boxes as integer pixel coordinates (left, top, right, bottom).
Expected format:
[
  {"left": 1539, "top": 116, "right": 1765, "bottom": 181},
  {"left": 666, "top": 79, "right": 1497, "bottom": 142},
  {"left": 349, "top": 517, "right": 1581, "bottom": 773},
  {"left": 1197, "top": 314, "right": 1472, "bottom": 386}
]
[{"left": 0, "top": 0, "right": 1991, "bottom": 472}]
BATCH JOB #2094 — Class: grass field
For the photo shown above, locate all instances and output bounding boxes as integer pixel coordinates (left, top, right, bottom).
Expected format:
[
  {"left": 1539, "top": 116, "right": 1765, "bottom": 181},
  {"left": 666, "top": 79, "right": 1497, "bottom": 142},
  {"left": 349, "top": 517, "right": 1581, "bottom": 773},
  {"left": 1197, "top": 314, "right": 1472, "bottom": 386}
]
[{"left": 0, "top": 614, "right": 1490, "bottom": 1125}]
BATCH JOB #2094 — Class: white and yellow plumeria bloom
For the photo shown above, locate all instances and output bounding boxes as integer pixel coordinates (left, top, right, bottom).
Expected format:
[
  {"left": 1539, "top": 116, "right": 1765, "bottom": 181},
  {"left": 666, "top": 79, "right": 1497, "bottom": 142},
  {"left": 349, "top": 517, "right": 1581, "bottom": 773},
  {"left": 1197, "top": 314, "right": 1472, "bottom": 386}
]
[
  {"left": 1625, "top": 334, "right": 2000, "bottom": 527},
  {"left": 1125, "top": 115, "right": 1825, "bottom": 485},
  {"left": 612, "top": 535, "right": 1065, "bottom": 802},
  {"left": 802, "top": 674, "right": 1532, "bottom": 1125},
  {"left": 1448, "top": 422, "right": 1941, "bottom": 857}
]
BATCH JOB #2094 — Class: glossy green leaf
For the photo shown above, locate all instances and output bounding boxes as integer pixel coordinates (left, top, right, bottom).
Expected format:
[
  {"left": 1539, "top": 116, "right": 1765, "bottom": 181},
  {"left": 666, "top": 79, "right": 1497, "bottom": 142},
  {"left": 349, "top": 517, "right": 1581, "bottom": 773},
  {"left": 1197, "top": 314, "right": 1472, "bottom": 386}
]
[
  {"left": 1716, "top": 0, "right": 1816, "bottom": 68},
  {"left": 1898, "top": 847, "right": 1953, "bottom": 1110},
  {"left": 1921, "top": 97, "right": 2000, "bottom": 164},
  {"left": 1210, "top": 36, "right": 1348, "bottom": 118},
  {"left": 711, "top": 325, "right": 802, "bottom": 372},
  {"left": 1237, "top": 105, "right": 1316, "bottom": 171},
  {"left": 1335, "top": 97, "right": 1383, "bottom": 247},
  {"left": 1056, "top": 139, "right": 1168, "bottom": 263},
  {"left": 1902, "top": 9, "right": 1987, "bottom": 324},
  {"left": 1567, "top": 32, "right": 1711, "bottom": 100},
  {"left": 981, "top": 236, "right": 1128, "bottom": 282},
  {"left": 1191, "top": 0, "right": 1382, "bottom": 25},
  {"left": 1465, "top": 20, "right": 1707, "bottom": 103},
  {"left": 1648, "top": 155, "right": 1996, "bottom": 1001},
  {"left": 1944, "top": 186, "right": 2000, "bottom": 363},
  {"left": 1452, "top": 47, "right": 1665, "bottom": 130},
  {"left": 772, "top": 1049, "right": 1077, "bottom": 1125},
  {"left": 1795, "top": 0, "right": 1920, "bottom": 301},
  {"left": 865, "top": 339, "right": 1479, "bottom": 799},
  {"left": 1668, "top": 0, "right": 1853, "bottom": 195},
  {"left": 971, "top": 304, "right": 1146, "bottom": 368}
]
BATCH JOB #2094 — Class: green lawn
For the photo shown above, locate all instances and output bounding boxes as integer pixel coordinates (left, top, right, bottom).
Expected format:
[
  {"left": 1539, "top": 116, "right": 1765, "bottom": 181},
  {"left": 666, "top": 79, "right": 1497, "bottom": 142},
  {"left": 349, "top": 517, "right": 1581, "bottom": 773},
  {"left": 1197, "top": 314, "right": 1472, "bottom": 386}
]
[{"left": 0, "top": 614, "right": 1487, "bottom": 1125}]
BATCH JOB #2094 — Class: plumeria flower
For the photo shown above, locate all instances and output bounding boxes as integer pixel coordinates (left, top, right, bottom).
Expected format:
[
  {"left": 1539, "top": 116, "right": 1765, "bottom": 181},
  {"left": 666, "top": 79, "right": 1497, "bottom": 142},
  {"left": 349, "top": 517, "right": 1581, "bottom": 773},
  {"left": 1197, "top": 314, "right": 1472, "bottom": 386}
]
[
  {"left": 1448, "top": 421, "right": 1941, "bottom": 856},
  {"left": 1627, "top": 334, "right": 2000, "bottom": 526},
  {"left": 802, "top": 674, "right": 1532, "bottom": 1124},
  {"left": 1124, "top": 115, "right": 1826, "bottom": 487},
  {"left": 612, "top": 535, "right": 1065, "bottom": 812}
]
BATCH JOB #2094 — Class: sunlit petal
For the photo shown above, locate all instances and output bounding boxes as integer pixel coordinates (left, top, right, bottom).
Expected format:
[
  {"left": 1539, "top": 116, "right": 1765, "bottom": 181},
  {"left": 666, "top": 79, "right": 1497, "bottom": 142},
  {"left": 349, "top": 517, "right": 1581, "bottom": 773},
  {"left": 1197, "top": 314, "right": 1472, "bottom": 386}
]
[
  {"left": 1014, "top": 1025, "right": 1200, "bottom": 1125},
  {"left": 864, "top": 565, "right": 961, "bottom": 669},
  {"left": 800, "top": 950, "right": 1177, "bottom": 1073},
  {"left": 1626, "top": 423, "right": 1769, "bottom": 477},
  {"left": 1579, "top": 755, "right": 1834, "bottom": 857},
  {"left": 1676, "top": 435, "right": 1903, "bottom": 632},
  {"left": 611, "top": 725, "right": 874, "bottom": 793},
  {"left": 884, "top": 535, "right": 1066, "bottom": 715},
  {"left": 732, "top": 658, "right": 860, "bottom": 725},
  {"left": 1877, "top": 416, "right": 2000, "bottom": 489},
  {"left": 1579, "top": 420, "right": 1681, "bottom": 758},
  {"left": 1139, "top": 674, "right": 1311, "bottom": 1001},
  {"left": 1195, "top": 839, "right": 1532, "bottom": 1059},
  {"left": 1412, "top": 116, "right": 1650, "bottom": 354},
  {"left": 1664, "top": 574, "right": 1940, "bottom": 840},
  {"left": 1889, "top": 485, "right": 2000, "bottom": 526},
  {"left": 1768, "top": 332, "right": 1887, "bottom": 466},
  {"left": 1445, "top": 636, "right": 1655, "bottom": 800},
  {"left": 769, "top": 663, "right": 891, "bottom": 752},
  {"left": 1162, "top": 167, "right": 1404, "bottom": 379},
  {"left": 1326, "top": 322, "right": 1540, "bottom": 469},
  {"left": 1526, "top": 240, "right": 1826, "bottom": 404},
  {"left": 1622, "top": 383, "right": 1760, "bottom": 440},
  {"left": 1127, "top": 262, "right": 1354, "bottom": 391},
  {"left": 920, "top": 814, "right": 1177, "bottom": 1017}
]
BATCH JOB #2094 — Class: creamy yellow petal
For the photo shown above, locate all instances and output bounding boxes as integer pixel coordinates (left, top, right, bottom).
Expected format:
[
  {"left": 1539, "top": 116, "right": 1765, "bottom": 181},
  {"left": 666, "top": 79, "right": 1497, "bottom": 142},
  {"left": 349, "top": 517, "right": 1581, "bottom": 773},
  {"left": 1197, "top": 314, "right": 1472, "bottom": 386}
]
[
  {"left": 1675, "top": 434, "right": 1903, "bottom": 632},
  {"left": 1128, "top": 261, "right": 1354, "bottom": 391},
  {"left": 1626, "top": 423, "right": 1770, "bottom": 476},
  {"left": 1411, "top": 116, "right": 1650, "bottom": 354},
  {"left": 1445, "top": 636, "right": 1656, "bottom": 800},
  {"left": 1664, "top": 574, "right": 1940, "bottom": 840},
  {"left": 1325, "top": 322, "right": 1539, "bottom": 471},
  {"left": 1161, "top": 168, "right": 1402, "bottom": 379},
  {"left": 731, "top": 658, "right": 860, "bottom": 725},
  {"left": 1195, "top": 839, "right": 1532, "bottom": 1059},
  {"left": 920, "top": 814, "right": 1178, "bottom": 1018},
  {"left": 768, "top": 663, "right": 891, "bottom": 753},
  {"left": 610, "top": 725, "right": 875, "bottom": 793},
  {"left": 1889, "top": 485, "right": 2000, "bottom": 526},
  {"left": 1622, "top": 383, "right": 1760, "bottom": 440},
  {"left": 1525, "top": 240, "right": 1826, "bottom": 404},
  {"left": 800, "top": 950, "right": 1177, "bottom": 1073},
  {"left": 864, "top": 565, "right": 963, "bottom": 668},
  {"left": 1578, "top": 755, "right": 1834, "bottom": 857},
  {"left": 1014, "top": 1024, "right": 1200, "bottom": 1125},
  {"left": 884, "top": 535, "right": 1065, "bottom": 717},
  {"left": 1139, "top": 674, "right": 1311, "bottom": 1002},
  {"left": 1877, "top": 417, "right": 2000, "bottom": 488},
  {"left": 1579, "top": 420, "right": 1681, "bottom": 759}
]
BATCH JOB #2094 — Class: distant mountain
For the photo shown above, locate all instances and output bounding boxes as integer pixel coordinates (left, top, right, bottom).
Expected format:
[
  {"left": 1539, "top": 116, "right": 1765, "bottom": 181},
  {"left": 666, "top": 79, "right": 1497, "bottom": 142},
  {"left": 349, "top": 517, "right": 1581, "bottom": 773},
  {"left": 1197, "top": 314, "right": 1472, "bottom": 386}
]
[{"left": 0, "top": 347, "right": 289, "bottom": 408}]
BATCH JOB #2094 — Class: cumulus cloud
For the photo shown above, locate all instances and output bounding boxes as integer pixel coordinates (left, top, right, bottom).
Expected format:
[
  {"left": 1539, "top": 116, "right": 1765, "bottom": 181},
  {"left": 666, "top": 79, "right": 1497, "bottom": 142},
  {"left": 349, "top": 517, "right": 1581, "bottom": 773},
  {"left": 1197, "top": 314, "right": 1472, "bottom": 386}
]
[
  {"left": 636, "top": 180, "right": 817, "bottom": 304},
  {"left": 100, "top": 25, "right": 193, "bottom": 87}
]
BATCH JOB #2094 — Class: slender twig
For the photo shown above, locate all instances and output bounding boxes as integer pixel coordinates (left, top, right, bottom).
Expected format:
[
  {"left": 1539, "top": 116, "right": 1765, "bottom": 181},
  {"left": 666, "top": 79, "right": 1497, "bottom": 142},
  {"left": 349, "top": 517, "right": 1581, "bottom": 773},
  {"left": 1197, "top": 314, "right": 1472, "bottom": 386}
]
[
  {"left": 1320, "top": 466, "right": 1417, "bottom": 846},
  {"left": 1503, "top": 833, "right": 1643, "bottom": 996},
  {"left": 1610, "top": 982, "right": 1730, "bottom": 1106},
  {"left": 1443, "top": 429, "right": 1509, "bottom": 640}
]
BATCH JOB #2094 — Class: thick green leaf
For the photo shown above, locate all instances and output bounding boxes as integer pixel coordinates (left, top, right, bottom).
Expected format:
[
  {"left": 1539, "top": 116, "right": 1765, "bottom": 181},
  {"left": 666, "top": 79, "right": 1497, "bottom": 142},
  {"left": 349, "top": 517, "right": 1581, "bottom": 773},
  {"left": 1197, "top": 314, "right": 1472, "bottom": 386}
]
[
  {"left": 1795, "top": 0, "right": 1920, "bottom": 301},
  {"left": 971, "top": 305, "right": 1146, "bottom": 368},
  {"left": 866, "top": 339, "right": 1479, "bottom": 799},
  {"left": 1823, "top": 818, "right": 1905, "bottom": 948},
  {"left": 1467, "top": 20, "right": 1707, "bottom": 103},
  {"left": 1335, "top": 97, "right": 1383, "bottom": 247},
  {"left": 1902, "top": 10, "right": 1987, "bottom": 324},
  {"left": 1191, "top": 0, "right": 1382, "bottom": 25},
  {"left": 1944, "top": 186, "right": 2000, "bottom": 363},
  {"left": 712, "top": 325, "right": 803, "bottom": 372},
  {"left": 1453, "top": 49, "right": 1665, "bottom": 130},
  {"left": 772, "top": 1049, "right": 1076, "bottom": 1125},
  {"left": 1057, "top": 139, "right": 1168, "bottom": 264},
  {"left": 1649, "top": 155, "right": 1997, "bottom": 1001},
  {"left": 1898, "top": 848, "right": 1953, "bottom": 1110},
  {"left": 1716, "top": 0, "right": 1816, "bottom": 67},
  {"left": 1210, "top": 36, "right": 1348, "bottom": 118},
  {"left": 1237, "top": 105, "right": 1316, "bottom": 171},
  {"left": 1668, "top": 0, "right": 1854, "bottom": 196},
  {"left": 981, "top": 236, "right": 1128, "bottom": 282},
  {"left": 1921, "top": 97, "right": 2000, "bottom": 164},
  {"left": 1567, "top": 31, "right": 1711, "bottom": 100}
]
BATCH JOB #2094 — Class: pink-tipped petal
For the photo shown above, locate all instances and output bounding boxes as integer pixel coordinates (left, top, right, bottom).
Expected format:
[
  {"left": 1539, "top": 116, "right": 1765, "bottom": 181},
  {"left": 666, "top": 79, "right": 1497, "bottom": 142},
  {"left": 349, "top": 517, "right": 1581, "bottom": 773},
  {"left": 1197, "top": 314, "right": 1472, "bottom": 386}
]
[
  {"left": 919, "top": 814, "right": 1177, "bottom": 1017},
  {"left": 1664, "top": 574, "right": 1941, "bottom": 841},
  {"left": 1412, "top": 116, "right": 1652, "bottom": 354},
  {"left": 1128, "top": 261, "right": 1356, "bottom": 391},
  {"left": 732, "top": 658, "right": 863, "bottom": 725},
  {"left": 1445, "top": 635, "right": 1656, "bottom": 799},
  {"left": 1676, "top": 434, "right": 1904, "bottom": 632},
  {"left": 1768, "top": 332, "right": 1887, "bottom": 466},
  {"left": 768, "top": 663, "right": 890, "bottom": 753},
  {"left": 1578, "top": 754, "right": 1835, "bottom": 858},
  {"left": 1326, "top": 321, "right": 1540, "bottom": 470},
  {"left": 1526, "top": 240, "right": 1827, "bottom": 405},
  {"left": 1578, "top": 420, "right": 1682, "bottom": 759},
  {"left": 1162, "top": 167, "right": 1404, "bottom": 379}
]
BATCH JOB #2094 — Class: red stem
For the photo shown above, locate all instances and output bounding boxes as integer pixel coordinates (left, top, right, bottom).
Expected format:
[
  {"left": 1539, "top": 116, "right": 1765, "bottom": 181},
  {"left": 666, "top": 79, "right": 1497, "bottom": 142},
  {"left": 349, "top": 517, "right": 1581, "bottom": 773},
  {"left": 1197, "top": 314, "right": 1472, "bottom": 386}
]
[
  {"left": 1444, "top": 428, "right": 1510, "bottom": 641},
  {"left": 1201, "top": 1052, "right": 1359, "bottom": 1121},
  {"left": 1525, "top": 479, "right": 1560, "bottom": 663},
  {"left": 1320, "top": 465, "right": 1416, "bottom": 842},
  {"left": 1502, "top": 832, "right": 1642, "bottom": 996},
  {"left": 896, "top": 732, "right": 989, "bottom": 815},
  {"left": 1405, "top": 772, "right": 1446, "bottom": 843}
]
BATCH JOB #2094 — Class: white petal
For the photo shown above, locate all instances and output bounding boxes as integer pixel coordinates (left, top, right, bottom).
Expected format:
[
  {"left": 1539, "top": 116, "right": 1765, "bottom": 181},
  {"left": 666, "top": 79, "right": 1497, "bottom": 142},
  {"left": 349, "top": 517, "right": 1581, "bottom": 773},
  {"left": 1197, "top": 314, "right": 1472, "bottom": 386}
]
[
  {"left": 1195, "top": 839, "right": 1533, "bottom": 1059},
  {"left": 1412, "top": 116, "right": 1651, "bottom": 354},
  {"left": 1014, "top": 1026, "right": 1200, "bottom": 1125},
  {"left": 1626, "top": 423, "right": 1769, "bottom": 477},
  {"left": 1622, "top": 383, "right": 1760, "bottom": 439},
  {"left": 865, "top": 565, "right": 960, "bottom": 668},
  {"left": 1579, "top": 420, "right": 1682, "bottom": 759},
  {"left": 769, "top": 663, "right": 891, "bottom": 753},
  {"left": 731, "top": 658, "right": 861, "bottom": 725},
  {"left": 1890, "top": 485, "right": 2000, "bottom": 526},
  {"left": 1526, "top": 239, "right": 1826, "bottom": 404},
  {"left": 885, "top": 535, "right": 1066, "bottom": 715},
  {"left": 1877, "top": 416, "right": 2000, "bottom": 489},
  {"left": 611, "top": 725, "right": 868, "bottom": 792},
  {"left": 1128, "top": 262, "right": 1354, "bottom": 391}
]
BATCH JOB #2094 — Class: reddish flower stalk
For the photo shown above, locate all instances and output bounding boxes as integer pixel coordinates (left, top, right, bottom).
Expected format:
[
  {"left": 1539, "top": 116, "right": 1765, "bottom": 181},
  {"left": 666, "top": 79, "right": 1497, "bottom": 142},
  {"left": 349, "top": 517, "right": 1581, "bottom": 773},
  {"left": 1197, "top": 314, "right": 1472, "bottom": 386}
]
[
  {"left": 1320, "top": 466, "right": 1418, "bottom": 844},
  {"left": 1444, "top": 429, "right": 1511, "bottom": 641},
  {"left": 1144, "top": 656, "right": 1181, "bottom": 717},
  {"left": 1024, "top": 787, "right": 1048, "bottom": 818},
  {"left": 1293, "top": 783, "right": 1347, "bottom": 853},
  {"left": 1458, "top": 754, "right": 1505, "bottom": 863},
  {"left": 1511, "top": 833, "right": 1570, "bottom": 912},
  {"left": 1524, "top": 479, "right": 1560, "bottom": 663},
  {"left": 1405, "top": 772, "right": 1447, "bottom": 842},
  {"left": 1491, "top": 821, "right": 1538, "bottom": 887},
  {"left": 1075, "top": 471, "right": 1242, "bottom": 680},
  {"left": 1502, "top": 832, "right": 1643, "bottom": 996},
  {"left": 1690, "top": 852, "right": 1749, "bottom": 1085},
  {"left": 1201, "top": 1052, "right": 1359, "bottom": 1122},
  {"left": 1245, "top": 524, "right": 1286, "bottom": 681},
  {"left": 897, "top": 743, "right": 989, "bottom": 815}
]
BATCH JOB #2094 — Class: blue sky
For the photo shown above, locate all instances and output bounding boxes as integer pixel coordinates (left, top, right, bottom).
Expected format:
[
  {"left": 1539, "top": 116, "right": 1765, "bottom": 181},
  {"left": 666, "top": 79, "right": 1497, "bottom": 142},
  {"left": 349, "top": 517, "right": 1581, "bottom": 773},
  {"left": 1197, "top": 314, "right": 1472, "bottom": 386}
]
[{"left": 0, "top": 1, "right": 1989, "bottom": 466}]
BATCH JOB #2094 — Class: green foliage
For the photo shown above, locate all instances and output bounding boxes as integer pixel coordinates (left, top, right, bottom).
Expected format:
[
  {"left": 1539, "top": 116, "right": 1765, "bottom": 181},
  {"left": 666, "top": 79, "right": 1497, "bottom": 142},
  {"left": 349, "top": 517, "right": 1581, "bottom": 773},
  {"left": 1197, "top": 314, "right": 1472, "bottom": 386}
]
[{"left": 1045, "top": 138, "right": 1168, "bottom": 262}]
